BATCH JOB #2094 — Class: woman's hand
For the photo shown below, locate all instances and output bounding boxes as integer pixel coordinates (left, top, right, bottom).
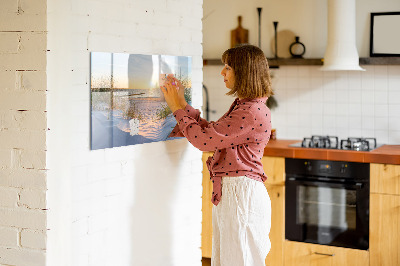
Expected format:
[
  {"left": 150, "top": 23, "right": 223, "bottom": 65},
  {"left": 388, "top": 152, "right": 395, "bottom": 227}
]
[
  {"left": 160, "top": 75, "right": 186, "bottom": 113},
  {"left": 173, "top": 76, "right": 188, "bottom": 108}
]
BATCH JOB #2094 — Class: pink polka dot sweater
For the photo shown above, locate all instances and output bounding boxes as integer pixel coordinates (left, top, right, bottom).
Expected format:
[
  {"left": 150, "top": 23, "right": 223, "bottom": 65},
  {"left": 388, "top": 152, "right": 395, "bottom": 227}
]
[{"left": 169, "top": 97, "right": 271, "bottom": 206}]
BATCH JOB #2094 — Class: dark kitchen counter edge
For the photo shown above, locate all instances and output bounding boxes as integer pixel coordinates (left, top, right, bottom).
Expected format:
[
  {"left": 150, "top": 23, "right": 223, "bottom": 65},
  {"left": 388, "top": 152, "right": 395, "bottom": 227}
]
[{"left": 263, "top": 139, "right": 400, "bottom": 165}]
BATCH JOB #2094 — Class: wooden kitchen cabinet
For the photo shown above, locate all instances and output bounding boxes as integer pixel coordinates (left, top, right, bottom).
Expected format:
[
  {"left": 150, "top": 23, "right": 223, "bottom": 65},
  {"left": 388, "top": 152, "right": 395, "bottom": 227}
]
[
  {"left": 370, "top": 193, "right": 400, "bottom": 266},
  {"left": 284, "top": 241, "right": 369, "bottom": 266},
  {"left": 262, "top": 156, "right": 285, "bottom": 266},
  {"left": 370, "top": 163, "right": 400, "bottom": 195},
  {"left": 264, "top": 184, "right": 285, "bottom": 266},
  {"left": 370, "top": 163, "right": 400, "bottom": 266},
  {"left": 202, "top": 152, "right": 213, "bottom": 258}
]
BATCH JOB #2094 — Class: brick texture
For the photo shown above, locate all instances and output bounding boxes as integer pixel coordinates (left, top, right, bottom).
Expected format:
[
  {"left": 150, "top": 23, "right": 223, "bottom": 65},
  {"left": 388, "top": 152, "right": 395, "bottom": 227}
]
[{"left": 0, "top": 0, "right": 48, "bottom": 264}]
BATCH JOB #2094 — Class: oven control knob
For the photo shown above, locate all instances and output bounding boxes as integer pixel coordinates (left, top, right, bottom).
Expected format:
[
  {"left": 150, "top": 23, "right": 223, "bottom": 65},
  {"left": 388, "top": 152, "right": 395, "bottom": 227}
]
[
  {"left": 304, "top": 162, "right": 312, "bottom": 171},
  {"left": 340, "top": 164, "right": 347, "bottom": 174}
]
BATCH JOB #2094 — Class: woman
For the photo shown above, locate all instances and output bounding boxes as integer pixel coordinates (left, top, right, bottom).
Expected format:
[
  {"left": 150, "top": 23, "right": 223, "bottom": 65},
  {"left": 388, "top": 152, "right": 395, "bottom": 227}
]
[{"left": 161, "top": 44, "right": 273, "bottom": 266}]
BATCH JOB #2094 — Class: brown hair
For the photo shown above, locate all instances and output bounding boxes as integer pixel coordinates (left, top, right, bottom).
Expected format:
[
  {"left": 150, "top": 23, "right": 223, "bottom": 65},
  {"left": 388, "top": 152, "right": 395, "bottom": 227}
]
[{"left": 221, "top": 44, "right": 273, "bottom": 99}]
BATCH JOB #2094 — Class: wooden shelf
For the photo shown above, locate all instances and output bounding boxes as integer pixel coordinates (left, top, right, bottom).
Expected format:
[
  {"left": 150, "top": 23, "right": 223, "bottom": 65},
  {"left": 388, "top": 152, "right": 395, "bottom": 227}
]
[
  {"left": 203, "top": 58, "right": 323, "bottom": 67},
  {"left": 203, "top": 57, "right": 400, "bottom": 67},
  {"left": 359, "top": 57, "right": 400, "bottom": 65}
]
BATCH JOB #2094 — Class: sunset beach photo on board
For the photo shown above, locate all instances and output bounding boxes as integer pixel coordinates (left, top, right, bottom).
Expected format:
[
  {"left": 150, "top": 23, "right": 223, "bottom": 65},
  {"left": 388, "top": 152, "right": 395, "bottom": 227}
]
[{"left": 90, "top": 52, "right": 192, "bottom": 150}]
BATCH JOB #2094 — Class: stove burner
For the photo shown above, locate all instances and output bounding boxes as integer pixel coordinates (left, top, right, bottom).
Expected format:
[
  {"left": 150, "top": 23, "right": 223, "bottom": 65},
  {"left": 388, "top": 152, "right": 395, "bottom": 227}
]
[
  {"left": 295, "top": 136, "right": 378, "bottom": 151},
  {"left": 340, "top": 137, "right": 377, "bottom": 151},
  {"left": 301, "top": 135, "right": 339, "bottom": 149}
]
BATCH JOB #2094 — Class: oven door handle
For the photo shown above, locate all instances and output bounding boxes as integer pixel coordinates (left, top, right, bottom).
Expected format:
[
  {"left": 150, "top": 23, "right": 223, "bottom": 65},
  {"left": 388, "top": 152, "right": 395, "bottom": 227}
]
[{"left": 287, "top": 177, "right": 364, "bottom": 189}]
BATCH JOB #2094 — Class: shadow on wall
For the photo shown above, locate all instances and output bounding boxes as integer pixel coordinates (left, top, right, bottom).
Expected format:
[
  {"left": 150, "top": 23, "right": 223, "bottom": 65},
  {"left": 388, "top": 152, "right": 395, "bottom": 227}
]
[{"left": 129, "top": 141, "right": 191, "bottom": 265}]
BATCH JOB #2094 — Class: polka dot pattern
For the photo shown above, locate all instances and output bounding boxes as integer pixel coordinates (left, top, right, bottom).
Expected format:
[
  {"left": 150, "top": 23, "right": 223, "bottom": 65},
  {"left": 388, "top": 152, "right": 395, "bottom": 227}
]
[{"left": 169, "top": 97, "right": 272, "bottom": 206}]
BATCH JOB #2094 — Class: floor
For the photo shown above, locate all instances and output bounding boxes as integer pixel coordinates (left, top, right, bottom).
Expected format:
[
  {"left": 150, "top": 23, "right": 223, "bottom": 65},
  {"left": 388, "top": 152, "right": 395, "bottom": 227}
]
[{"left": 202, "top": 257, "right": 211, "bottom": 266}]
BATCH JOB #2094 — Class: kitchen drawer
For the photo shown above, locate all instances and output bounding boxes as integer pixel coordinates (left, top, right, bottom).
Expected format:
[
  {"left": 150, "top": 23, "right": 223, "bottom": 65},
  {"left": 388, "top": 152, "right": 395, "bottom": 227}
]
[{"left": 284, "top": 241, "right": 369, "bottom": 266}]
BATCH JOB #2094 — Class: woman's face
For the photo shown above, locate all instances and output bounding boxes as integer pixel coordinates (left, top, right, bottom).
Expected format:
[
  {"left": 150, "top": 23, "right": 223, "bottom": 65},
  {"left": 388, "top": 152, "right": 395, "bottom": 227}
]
[{"left": 220, "top": 64, "right": 235, "bottom": 89}]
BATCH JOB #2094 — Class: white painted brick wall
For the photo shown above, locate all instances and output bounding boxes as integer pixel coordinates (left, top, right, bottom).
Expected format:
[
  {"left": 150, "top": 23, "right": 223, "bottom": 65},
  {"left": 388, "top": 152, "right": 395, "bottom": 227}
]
[
  {"left": 0, "top": 0, "right": 48, "bottom": 265},
  {"left": 47, "top": 1, "right": 203, "bottom": 266},
  {"left": 21, "top": 229, "right": 47, "bottom": 250},
  {"left": 0, "top": 227, "right": 19, "bottom": 247}
]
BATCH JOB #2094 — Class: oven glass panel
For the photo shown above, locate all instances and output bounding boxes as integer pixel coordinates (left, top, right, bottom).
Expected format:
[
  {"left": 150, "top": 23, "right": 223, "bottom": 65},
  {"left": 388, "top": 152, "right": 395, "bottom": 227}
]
[{"left": 297, "top": 186, "right": 357, "bottom": 230}]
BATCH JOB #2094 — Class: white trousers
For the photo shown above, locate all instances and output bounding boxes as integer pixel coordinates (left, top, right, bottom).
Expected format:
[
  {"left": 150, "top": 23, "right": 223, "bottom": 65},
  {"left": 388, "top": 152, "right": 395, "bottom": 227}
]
[{"left": 212, "top": 176, "right": 271, "bottom": 266}]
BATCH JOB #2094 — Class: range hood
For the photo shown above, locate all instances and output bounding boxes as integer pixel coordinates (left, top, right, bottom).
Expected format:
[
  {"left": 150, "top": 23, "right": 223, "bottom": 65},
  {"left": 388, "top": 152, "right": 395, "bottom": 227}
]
[{"left": 320, "top": 0, "right": 365, "bottom": 71}]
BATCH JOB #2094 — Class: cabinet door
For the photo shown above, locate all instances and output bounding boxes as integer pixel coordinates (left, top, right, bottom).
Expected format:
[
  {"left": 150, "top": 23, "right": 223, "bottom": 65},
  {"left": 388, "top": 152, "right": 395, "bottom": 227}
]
[
  {"left": 370, "top": 163, "right": 400, "bottom": 195},
  {"left": 284, "top": 241, "right": 369, "bottom": 266},
  {"left": 264, "top": 185, "right": 284, "bottom": 266},
  {"left": 370, "top": 193, "right": 400, "bottom": 266},
  {"left": 261, "top": 156, "right": 285, "bottom": 185},
  {"left": 202, "top": 152, "right": 213, "bottom": 258}
]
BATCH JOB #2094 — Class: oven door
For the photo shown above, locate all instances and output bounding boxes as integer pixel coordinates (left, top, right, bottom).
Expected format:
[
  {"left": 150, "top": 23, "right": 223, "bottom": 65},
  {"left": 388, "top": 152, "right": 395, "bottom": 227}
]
[{"left": 285, "top": 177, "right": 369, "bottom": 250}]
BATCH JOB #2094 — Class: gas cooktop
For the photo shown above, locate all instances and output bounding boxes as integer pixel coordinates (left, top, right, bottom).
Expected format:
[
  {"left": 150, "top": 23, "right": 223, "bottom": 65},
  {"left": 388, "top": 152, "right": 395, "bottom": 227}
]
[{"left": 289, "top": 135, "right": 383, "bottom": 151}]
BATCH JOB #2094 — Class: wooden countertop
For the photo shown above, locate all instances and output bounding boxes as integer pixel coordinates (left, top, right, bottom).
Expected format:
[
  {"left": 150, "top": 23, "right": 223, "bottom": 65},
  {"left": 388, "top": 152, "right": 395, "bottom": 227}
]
[{"left": 263, "top": 139, "right": 400, "bottom": 165}]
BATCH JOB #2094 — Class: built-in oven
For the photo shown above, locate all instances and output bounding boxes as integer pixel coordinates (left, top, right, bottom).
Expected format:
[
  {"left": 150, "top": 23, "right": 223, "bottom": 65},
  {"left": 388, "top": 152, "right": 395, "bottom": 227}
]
[{"left": 285, "top": 158, "right": 370, "bottom": 250}]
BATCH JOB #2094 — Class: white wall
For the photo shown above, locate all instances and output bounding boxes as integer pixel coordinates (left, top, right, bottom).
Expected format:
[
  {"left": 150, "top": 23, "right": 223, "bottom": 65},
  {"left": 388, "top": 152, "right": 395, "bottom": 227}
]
[
  {"left": 203, "top": 0, "right": 400, "bottom": 145},
  {"left": 203, "top": 0, "right": 400, "bottom": 58},
  {"left": 46, "top": 0, "right": 203, "bottom": 266},
  {"left": 0, "top": 0, "right": 48, "bottom": 265}
]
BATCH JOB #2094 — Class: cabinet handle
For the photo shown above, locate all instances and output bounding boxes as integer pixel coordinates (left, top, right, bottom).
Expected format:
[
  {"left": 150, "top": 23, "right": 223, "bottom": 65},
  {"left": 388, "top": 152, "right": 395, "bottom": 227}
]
[{"left": 314, "top": 252, "right": 335, "bottom": 257}]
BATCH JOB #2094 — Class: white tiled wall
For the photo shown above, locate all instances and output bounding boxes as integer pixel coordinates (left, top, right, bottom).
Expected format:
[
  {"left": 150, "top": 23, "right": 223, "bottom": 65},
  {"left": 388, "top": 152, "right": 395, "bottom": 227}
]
[{"left": 203, "top": 65, "right": 400, "bottom": 144}]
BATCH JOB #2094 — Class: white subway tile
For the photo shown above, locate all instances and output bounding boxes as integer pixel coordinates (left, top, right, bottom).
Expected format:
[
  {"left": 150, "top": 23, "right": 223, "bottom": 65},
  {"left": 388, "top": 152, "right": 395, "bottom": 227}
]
[
  {"left": 388, "top": 91, "right": 400, "bottom": 104},
  {"left": 361, "top": 129, "right": 375, "bottom": 138},
  {"left": 336, "top": 103, "right": 349, "bottom": 116},
  {"left": 374, "top": 90, "right": 388, "bottom": 104},
  {"left": 389, "top": 104, "right": 400, "bottom": 117},
  {"left": 388, "top": 131, "right": 400, "bottom": 143},
  {"left": 374, "top": 117, "right": 389, "bottom": 131},
  {"left": 374, "top": 65, "right": 388, "bottom": 78},
  {"left": 323, "top": 103, "right": 336, "bottom": 116},
  {"left": 349, "top": 128, "right": 362, "bottom": 137},
  {"left": 388, "top": 76, "right": 400, "bottom": 91},
  {"left": 348, "top": 116, "right": 362, "bottom": 129},
  {"left": 348, "top": 72, "right": 362, "bottom": 90},
  {"left": 348, "top": 90, "right": 362, "bottom": 103},
  {"left": 335, "top": 115, "right": 348, "bottom": 129},
  {"left": 374, "top": 130, "right": 389, "bottom": 144},
  {"left": 298, "top": 67, "right": 311, "bottom": 78},
  {"left": 336, "top": 90, "right": 349, "bottom": 103},
  {"left": 362, "top": 116, "right": 375, "bottom": 130},
  {"left": 389, "top": 117, "right": 400, "bottom": 131},
  {"left": 361, "top": 104, "right": 375, "bottom": 117},
  {"left": 375, "top": 104, "right": 389, "bottom": 117},
  {"left": 374, "top": 77, "right": 388, "bottom": 91},
  {"left": 361, "top": 90, "right": 374, "bottom": 104},
  {"left": 285, "top": 66, "right": 298, "bottom": 77},
  {"left": 298, "top": 77, "right": 311, "bottom": 89},
  {"left": 322, "top": 70, "right": 335, "bottom": 78}
]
